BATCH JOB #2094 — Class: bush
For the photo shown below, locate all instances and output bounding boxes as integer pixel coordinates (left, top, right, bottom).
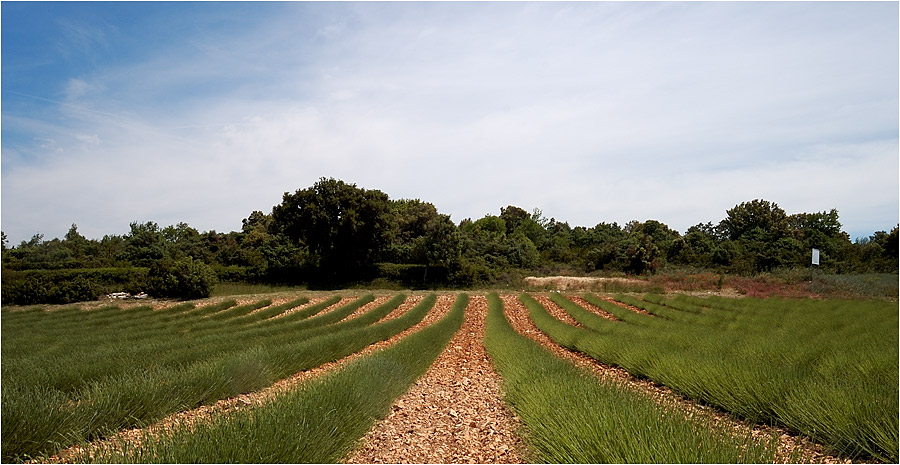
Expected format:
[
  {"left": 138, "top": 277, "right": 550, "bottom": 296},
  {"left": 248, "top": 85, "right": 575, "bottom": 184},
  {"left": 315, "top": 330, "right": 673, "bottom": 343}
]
[
  {"left": 1, "top": 268, "right": 148, "bottom": 305},
  {"left": 146, "top": 258, "right": 217, "bottom": 299},
  {"left": 376, "top": 263, "right": 449, "bottom": 289}
]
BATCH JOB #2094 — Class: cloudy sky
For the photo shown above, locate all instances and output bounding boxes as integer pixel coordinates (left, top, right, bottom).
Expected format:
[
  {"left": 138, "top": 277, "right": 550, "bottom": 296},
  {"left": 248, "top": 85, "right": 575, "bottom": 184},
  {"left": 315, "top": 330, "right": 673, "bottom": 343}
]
[{"left": 2, "top": 1, "right": 897, "bottom": 244}]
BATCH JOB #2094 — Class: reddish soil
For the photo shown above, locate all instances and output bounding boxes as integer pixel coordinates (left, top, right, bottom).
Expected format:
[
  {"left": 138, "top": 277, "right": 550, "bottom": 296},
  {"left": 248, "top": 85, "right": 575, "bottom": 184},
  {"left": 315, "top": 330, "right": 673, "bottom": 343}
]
[{"left": 344, "top": 295, "right": 527, "bottom": 463}]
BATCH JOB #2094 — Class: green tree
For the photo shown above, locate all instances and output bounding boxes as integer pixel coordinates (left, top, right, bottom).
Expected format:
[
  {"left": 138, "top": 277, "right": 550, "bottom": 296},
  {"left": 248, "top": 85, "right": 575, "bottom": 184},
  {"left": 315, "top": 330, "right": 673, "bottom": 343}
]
[
  {"left": 500, "top": 205, "right": 530, "bottom": 235},
  {"left": 460, "top": 215, "right": 509, "bottom": 269},
  {"left": 162, "top": 222, "right": 209, "bottom": 262},
  {"left": 242, "top": 210, "right": 273, "bottom": 233},
  {"left": 578, "top": 222, "right": 627, "bottom": 272},
  {"left": 720, "top": 199, "right": 789, "bottom": 241},
  {"left": 542, "top": 220, "right": 574, "bottom": 264},
  {"left": 671, "top": 222, "right": 730, "bottom": 267},
  {"left": 123, "top": 221, "right": 168, "bottom": 267},
  {"left": 387, "top": 199, "right": 461, "bottom": 274},
  {"left": 719, "top": 200, "right": 797, "bottom": 273},
  {"left": 270, "top": 178, "right": 392, "bottom": 282},
  {"left": 4, "top": 234, "right": 77, "bottom": 270},
  {"left": 506, "top": 231, "right": 540, "bottom": 269},
  {"left": 787, "top": 209, "right": 850, "bottom": 270},
  {"left": 98, "top": 234, "right": 128, "bottom": 267},
  {"left": 622, "top": 233, "right": 660, "bottom": 275},
  {"left": 852, "top": 227, "right": 899, "bottom": 272}
]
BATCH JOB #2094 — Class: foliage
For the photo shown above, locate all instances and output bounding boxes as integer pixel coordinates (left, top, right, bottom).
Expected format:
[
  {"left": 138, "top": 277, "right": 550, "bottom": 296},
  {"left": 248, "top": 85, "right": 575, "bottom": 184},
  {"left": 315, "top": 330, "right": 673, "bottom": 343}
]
[
  {"left": 78, "top": 294, "right": 466, "bottom": 463},
  {"left": 146, "top": 257, "right": 217, "bottom": 299},
  {"left": 1, "top": 293, "right": 443, "bottom": 461},
  {"left": 1, "top": 268, "right": 148, "bottom": 305},
  {"left": 2, "top": 178, "right": 896, "bottom": 299},
  {"left": 541, "top": 293, "right": 899, "bottom": 462},
  {"left": 484, "top": 293, "right": 782, "bottom": 463},
  {"left": 271, "top": 177, "right": 391, "bottom": 282}
]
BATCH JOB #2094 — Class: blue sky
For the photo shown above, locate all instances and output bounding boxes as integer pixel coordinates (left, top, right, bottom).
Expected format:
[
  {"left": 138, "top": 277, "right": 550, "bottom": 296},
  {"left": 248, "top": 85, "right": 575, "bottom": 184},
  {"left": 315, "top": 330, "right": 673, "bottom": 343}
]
[{"left": 2, "top": 1, "right": 898, "bottom": 245}]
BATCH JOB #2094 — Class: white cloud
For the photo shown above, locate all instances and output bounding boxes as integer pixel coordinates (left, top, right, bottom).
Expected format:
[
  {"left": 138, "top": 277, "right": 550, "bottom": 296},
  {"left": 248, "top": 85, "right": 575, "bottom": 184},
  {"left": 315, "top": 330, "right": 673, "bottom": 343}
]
[
  {"left": 2, "top": 2, "right": 897, "bottom": 244},
  {"left": 74, "top": 133, "right": 100, "bottom": 145},
  {"left": 65, "top": 78, "right": 93, "bottom": 100}
]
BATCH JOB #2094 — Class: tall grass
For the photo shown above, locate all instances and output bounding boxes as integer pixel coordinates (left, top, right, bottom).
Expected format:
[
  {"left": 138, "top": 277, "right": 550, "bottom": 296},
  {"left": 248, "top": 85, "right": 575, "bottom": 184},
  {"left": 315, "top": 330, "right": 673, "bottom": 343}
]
[
  {"left": 1, "top": 293, "right": 431, "bottom": 462},
  {"left": 530, "top": 292, "right": 898, "bottom": 462},
  {"left": 81, "top": 294, "right": 469, "bottom": 463},
  {"left": 484, "top": 293, "right": 782, "bottom": 463},
  {"left": 210, "top": 282, "right": 306, "bottom": 296}
]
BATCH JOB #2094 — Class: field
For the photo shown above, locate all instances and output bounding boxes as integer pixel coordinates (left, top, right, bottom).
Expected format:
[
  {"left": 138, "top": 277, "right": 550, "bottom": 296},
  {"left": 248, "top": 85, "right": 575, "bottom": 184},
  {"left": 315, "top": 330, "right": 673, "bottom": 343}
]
[{"left": 2, "top": 289, "right": 896, "bottom": 463}]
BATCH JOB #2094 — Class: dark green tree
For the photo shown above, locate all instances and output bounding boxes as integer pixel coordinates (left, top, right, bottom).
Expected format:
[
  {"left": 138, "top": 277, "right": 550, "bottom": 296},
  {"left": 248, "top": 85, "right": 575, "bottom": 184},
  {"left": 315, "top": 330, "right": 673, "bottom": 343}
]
[
  {"left": 270, "top": 178, "right": 392, "bottom": 282},
  {"left": 671, "top": 222, "right": 730, "bottom": 267},
  {"left": 162, "top": 222, "right": 209, "bottom": 262},
  {"left": 123, "top": 221, "right": 168, "bottom": 267},
  {"left": 500, "top": 205, "right": 530, "bottom": 235},
  {"left": 542, "top": 220, "right": 574, "bottom": 264},
  {"left": 63, "top": 224, "right": 91, "bottom": 266},
  {"left": 387, "top": 199, "right": 461, "bottom": 273},
  {"left": 720, "top": 199, "right": 789, "bottom": 241}
]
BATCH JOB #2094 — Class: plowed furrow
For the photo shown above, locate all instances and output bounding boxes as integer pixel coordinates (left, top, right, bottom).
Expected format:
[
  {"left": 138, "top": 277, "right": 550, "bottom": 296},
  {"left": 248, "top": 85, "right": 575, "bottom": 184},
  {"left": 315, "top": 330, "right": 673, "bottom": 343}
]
[
  {"left": 44, "top": 294, "right": 446, "bottom": 464},
  {"left": 501, "top": 294, "right": 848, "bottom": 464},
  {"left": 344, "top": 295, "right": 527, "bottom": 464}
]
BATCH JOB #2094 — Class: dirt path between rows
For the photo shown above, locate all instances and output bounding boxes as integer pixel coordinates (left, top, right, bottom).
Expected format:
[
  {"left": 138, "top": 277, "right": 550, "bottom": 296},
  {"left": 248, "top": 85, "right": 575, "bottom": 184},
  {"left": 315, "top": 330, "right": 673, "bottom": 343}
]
[
  {"left": 501, "top": 293, "right": 851, "bottom": 464},
  {"left": 344, "top": 295, "right": 527, "bottom": 463},
  {"left": 44, "top": 294, "right": 451, "bottom": 464},
  {"left": 41, "top": 292, "right": 858, "bottom": 464}
]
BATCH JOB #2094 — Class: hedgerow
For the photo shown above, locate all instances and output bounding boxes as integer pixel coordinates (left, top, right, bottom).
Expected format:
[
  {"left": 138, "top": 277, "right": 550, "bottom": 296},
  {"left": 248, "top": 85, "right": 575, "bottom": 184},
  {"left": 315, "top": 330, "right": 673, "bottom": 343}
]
[{"left": 1, "top": 268, "right": 148, "bottom": 305}]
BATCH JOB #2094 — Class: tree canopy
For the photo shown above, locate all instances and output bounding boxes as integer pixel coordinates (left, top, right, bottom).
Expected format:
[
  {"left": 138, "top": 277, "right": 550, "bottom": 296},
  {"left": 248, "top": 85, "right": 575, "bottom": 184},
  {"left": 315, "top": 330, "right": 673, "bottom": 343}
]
[{"left": 3, "top": 177, "right": 897, "bottom": 300}]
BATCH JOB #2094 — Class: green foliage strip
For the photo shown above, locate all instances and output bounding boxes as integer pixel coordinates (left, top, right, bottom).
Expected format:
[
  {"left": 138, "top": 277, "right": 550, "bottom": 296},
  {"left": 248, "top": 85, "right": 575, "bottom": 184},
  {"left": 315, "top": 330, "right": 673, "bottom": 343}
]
[
  {"left": 483, "top": 293, "right": 781, "bottom": 463},
  {"left": 539, "top": 293, "right": 898, "bottom": 462},
  {"left": 1, "top": 293, "right": 434, "bottom": 462},
  {"left": 81, "top": 294, "right": 468, "bottom": 463}
]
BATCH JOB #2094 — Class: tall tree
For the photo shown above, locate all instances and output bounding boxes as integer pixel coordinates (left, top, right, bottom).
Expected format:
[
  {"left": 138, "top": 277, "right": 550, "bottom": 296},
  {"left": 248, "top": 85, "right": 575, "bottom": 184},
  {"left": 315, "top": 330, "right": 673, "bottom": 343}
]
[
  {"left": 270, "top": 178, "right": 392, "bottom": 280},
  {"left": 123, "top": 221, "right": 168, "bottom": 267},
  {"left": 387, "top": 199, "right": 461, "bottom": 270},
  {"left": 719, "top": 199, "right": 789, "bottom": 241}
]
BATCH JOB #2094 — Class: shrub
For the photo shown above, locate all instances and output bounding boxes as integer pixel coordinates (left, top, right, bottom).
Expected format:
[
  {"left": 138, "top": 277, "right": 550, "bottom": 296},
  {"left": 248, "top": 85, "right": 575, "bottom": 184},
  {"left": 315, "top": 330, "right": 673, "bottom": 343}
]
[
  {"left": 146, "top": 258, "right": 217, "bottom": 299},
  {"left": 1, "top": 268, "right": 148, "bottom": 305}
]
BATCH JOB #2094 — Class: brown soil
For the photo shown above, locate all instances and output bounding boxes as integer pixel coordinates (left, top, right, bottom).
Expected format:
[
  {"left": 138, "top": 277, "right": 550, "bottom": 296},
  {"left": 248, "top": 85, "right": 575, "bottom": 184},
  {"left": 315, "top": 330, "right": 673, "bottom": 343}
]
[
  {"left": 344, "top": 295, "right": 528, "bottom": 464},
  {"left": 596, "top": 294, "right": 654, "bottom": 315},
  {"left": 567, "top": 295, "right": 620, "bottom": 320}
]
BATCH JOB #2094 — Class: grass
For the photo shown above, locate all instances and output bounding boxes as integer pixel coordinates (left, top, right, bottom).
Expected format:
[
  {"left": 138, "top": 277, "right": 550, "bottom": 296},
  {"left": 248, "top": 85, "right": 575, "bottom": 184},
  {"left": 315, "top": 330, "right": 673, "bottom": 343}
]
[
  {"left": 1, "top": 293, "right": 435, "bottom": 462},
  {"left": 809, "top": 273, "right": 899, "bottom": 299},
  {"left": 483, "top": 293, "right": 783, "bottom": 463},
  {"left": 80, "top": 294, "right": 469, "bottom": 463},
  {"left": 210, "top": 281, "right": 306, "bottom": 297},
  {"left": 533, "top": 292, "right": 898, "bottom": 462}
]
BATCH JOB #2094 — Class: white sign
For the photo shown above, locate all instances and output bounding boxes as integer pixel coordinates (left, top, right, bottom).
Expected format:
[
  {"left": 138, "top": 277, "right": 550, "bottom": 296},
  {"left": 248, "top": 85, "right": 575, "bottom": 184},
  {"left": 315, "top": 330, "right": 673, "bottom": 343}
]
[{"left": 811, "top": 248, "right": 820, "bottom": 266}]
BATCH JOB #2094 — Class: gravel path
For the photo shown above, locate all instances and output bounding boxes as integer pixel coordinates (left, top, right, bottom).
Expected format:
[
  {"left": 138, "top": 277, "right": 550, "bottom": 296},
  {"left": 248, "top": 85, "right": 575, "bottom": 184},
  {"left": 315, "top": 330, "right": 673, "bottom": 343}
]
[{"left": 344, "top": 295, "right": 527, "bottom": 463}]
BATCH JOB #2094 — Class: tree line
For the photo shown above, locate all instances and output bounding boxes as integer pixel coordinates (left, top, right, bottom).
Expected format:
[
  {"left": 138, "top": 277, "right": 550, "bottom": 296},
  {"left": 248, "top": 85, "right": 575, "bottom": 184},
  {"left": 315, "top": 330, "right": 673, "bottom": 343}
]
[{"left": 2, "top": 177, "right": 897, "bottom": 300}]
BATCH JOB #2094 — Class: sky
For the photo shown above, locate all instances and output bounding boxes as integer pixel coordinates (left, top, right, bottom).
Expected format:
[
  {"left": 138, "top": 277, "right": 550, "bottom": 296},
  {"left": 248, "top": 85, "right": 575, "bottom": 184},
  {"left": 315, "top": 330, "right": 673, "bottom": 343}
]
[{"left": 2, "top": 1, "right": 898, "bottom": 245}]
